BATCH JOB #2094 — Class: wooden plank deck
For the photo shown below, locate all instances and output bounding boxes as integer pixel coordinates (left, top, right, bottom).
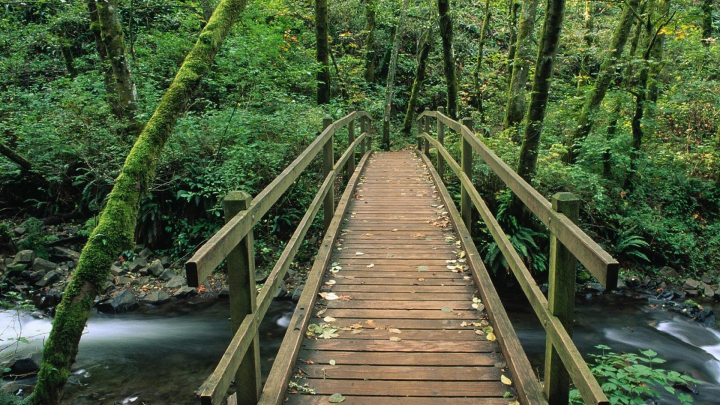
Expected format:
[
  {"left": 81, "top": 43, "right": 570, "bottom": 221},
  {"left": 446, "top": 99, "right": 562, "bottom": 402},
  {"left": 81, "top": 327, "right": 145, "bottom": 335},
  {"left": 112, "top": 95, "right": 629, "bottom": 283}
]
[{"left": 283, "top": 151, "right": 520, "bottom": 404}]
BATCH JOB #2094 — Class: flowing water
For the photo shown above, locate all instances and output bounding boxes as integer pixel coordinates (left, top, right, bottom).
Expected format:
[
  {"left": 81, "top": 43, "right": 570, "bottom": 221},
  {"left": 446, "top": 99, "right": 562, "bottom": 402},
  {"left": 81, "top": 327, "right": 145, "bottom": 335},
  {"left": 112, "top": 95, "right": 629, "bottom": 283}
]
[{"left": 2, "top": 293, "right": 720, "bottom": 404}]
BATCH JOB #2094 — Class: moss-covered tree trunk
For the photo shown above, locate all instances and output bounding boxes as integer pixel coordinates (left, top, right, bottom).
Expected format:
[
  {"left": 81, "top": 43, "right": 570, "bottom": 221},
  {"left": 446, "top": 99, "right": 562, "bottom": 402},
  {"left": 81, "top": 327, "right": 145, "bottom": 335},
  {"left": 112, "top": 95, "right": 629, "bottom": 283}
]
[
  {"left": 402, "top": 26, "right": 433, "bottom": 134},
  {"left": 97, "top": 0, "right": 138, "bottom": 122},
  {"left": 438, "top": 0, "right": 458, "bottom": 119},
  {"left": 88, "top": 0, "right": 120, "bottom": 117},
  {"left": 503, "top": 0, "right": 539, "bottom": 135},
  {"left": 506, "top": 1, "right": 521, "bottom": 84},
  {"left": 576, "top": 0, "right": 595, "bottom": 95},
  {"left": 0, "top": 141, "right": 33, "bottom": 172},
  {"left": 29, "top": 1, "right": 249, "bottom": 403},
  {"left": 316, "top": 0, "right": 330, "bottom": 104},
  {"left": 702, "top": 0, "right": 714, "bottom": 44},
  {"left": 363, "top": 0, "right": 377, "bottom": 83},
  {"left": 565, "top": 0, "right": 639, "bottom": 164},
  {"left": 382, "top": 2, "right": 408, "bottom": 149},
  {"left": 472, "top": 1, "right": 491, "bottom": 124},
  {"left": 516, "top": 0, "right": 567, "bottom": 183}
]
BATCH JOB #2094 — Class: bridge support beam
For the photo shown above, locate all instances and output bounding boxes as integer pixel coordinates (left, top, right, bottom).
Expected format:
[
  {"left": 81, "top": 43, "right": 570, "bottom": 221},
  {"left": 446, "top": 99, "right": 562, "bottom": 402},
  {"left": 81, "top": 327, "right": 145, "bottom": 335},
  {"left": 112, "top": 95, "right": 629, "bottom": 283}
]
[
  {"left": 323, "top": 115, "right": 334, "bottom": 231},
  {"left": 223, "top": 191, "right": 261, "bottom": 405},
  {"left": 461, "top": 117, "right": 473, "bottom": 233},
  {"left": 544, "top": 192, "right": 580, "bottom": 405}
]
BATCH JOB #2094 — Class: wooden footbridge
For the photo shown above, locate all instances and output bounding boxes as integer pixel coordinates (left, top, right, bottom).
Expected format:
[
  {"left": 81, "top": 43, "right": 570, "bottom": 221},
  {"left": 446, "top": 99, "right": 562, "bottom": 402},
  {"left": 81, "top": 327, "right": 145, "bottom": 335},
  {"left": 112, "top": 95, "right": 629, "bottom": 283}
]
[{"left": 185, "top": 110, "right": 619, "bottom": 405}]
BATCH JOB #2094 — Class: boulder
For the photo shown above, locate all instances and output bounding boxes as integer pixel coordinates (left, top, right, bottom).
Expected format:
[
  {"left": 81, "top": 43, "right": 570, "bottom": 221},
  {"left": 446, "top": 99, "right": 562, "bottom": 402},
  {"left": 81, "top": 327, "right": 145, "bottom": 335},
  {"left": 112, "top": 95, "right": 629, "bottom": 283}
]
[
  {"left": 584, "top": 283, "right": 606, "bottom": 293},
  {"left": 3, "top": 352, "right": 41, "bottom": 376},
  {"left": 12, "top": 250, "right": 36, "bottom": 265},
  {"left": 1, "top": 381, "right": 20, "bottom": 394},
  {"left": 703, "top": 283, "right": 715, "bottom": 298},
  {"left": 147, "top": 259, "right": 164, "bottom": 277},
  {"left": 142, "top": 290, "right": 171, "bottom": 305},
  {"left": 131, "top": 276, "right": 149, "bottom": 286},
  {"left": 702, "top": 274, "right": 713, "bottom": 284},
  {"left": 659, "top": 266, "right": 680, "bottom": 279},
  {"left": 166, "top": 275, "right": 187, "bottom": 289},
  {"left": 116, "top": 276, "right": 133, "bottom": 285},
  {"left": 32, "top": 257, "right": 56, "bottom": 272},
  {"left": 35, "top": 270, "right": 61, "bottom": 287},
  {"left": 138, "top": 247, "right": 153, "bottom": 259},
  {"left": 160, "top": 256, "right": 171, "bottom": 267},
  {"left": 28, "top": 270, "right": 46, "bottom": 283},
  {"left": 97, "top": 289, "right": 138, "bottom": 313},
  {"left": 172, "top": 286, "right": 197, "bottom": 298},
  {"left": 128, "top": 257, "right": 147, "bottom": 272},
  {"left": 37, "top": 290, "right": 62, "bottom": 309},
  {"left": 110, "top": 263, "right": 126, "bottom": 276},
  {"left": 291, "top": 285, "right": 304, "bottom": 301},
  {"left": 159, "top": 268, "right": 175, "bottom": 281},
  {"left": 686, "top": 289, "right": 699, "bottom": 297},
  {"left": 51, "top": 247, "right": 80, "bottom": 262},
  {"left": 683, "top": 279, "right": 701, "bottom": 290}
]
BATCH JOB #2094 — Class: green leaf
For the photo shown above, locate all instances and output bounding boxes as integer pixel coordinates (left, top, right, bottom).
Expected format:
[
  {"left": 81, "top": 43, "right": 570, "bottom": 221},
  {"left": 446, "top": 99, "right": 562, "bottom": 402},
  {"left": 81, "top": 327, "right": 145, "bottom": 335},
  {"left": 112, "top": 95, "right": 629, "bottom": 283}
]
[{"left": 329, "top": 393, "right": 345, "bottom": 403}]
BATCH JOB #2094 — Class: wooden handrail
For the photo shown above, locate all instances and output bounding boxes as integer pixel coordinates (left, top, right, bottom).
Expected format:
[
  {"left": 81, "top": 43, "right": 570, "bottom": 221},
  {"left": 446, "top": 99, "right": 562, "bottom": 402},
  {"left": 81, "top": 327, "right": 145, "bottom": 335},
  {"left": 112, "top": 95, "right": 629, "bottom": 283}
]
[
  {"left": 418, "top": 111, "right": 619, "bottom": 288},
  {"left": 421, "top": 133, "right": 608, "bottom": 405},
  {"left": 188, "top": 111, "right": 373, "bottom": 405},
  {"left": 186, "top": 111, "right": 370, "bottom": 287}
]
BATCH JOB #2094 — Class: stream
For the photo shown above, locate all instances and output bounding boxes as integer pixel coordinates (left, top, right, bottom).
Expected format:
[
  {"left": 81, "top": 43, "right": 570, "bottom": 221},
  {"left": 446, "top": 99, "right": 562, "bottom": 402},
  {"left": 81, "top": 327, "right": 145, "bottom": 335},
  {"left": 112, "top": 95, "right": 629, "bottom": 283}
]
[{"left": 2, "top": 293, "right": 720, "bottom": 404}]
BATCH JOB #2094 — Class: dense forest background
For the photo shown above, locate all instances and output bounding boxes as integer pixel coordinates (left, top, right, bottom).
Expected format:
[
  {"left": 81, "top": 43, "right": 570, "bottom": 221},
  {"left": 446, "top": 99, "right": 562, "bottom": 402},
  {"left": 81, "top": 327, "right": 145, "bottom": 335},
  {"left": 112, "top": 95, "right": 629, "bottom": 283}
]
[{"left": 0, "top": 0, "right": 718, "bottom": 288}]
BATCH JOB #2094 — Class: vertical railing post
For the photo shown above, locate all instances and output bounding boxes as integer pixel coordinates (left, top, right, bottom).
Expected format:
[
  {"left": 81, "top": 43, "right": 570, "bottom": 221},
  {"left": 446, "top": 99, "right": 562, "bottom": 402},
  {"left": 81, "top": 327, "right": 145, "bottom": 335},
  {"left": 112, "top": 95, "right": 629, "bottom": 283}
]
[
  {"left": 544, "top": 192, "right": 580, "bottom": 405},
  {"left": 423, "top": 114, "right": 430, "bottom": 156},
  {"left": 346, "top": 109, "right": 355, "bottom": 181},
  {"left": 359, "top": 112, "right": 367, "bottom": 156},
  {"left": 461, "top": 117, "right": 473, "bottom": 232},
  {"left": 323, "top": 115, "right": 334, "bottom": 231},
  {"left": 437, "top": 107, "right": 445, "bottom": 180},
  {"left": 223, "top": 191, "right": 260, "bottom": 405},
  {"left": 417, "top": 116, "right": 424, "bottom": 151}
]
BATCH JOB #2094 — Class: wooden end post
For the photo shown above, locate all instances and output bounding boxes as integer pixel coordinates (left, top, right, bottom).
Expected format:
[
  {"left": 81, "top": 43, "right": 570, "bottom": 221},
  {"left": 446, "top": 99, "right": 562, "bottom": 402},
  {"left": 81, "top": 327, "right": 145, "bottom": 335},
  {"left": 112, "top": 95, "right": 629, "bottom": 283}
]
[
  {"left": 544, "top": 192, "right": 580, "bottom": 405},
  {"left": 437, "top": 107, "right": 445, "bottom": 179},
  {"left": 423, "top": 114, "right": 430, "bottom": 156},
  {"left": 359, "top": 112, "right": 367, "bottom": 156},
  {"left": 323, "top": 115, "right": 334, "bottom": 231},
  {"left": 461, "top": 117, "right": 473, "bottom": 232},
  {"left": 223, "top": 191, "right": 261, "bottom": 404},
  {"left": 347, "top": 109, "right": 356, "bottom": 181}
]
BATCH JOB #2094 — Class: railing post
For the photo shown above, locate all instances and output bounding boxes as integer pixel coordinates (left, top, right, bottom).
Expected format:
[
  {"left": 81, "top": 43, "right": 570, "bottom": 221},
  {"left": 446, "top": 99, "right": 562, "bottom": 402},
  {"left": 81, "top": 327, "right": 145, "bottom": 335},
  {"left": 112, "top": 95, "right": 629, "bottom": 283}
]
[
  {"left": 359, "top": 113, "right": 367, "bottom": 156},
  {"left": 461, "top": 117, "right": 473, "bottom": 233},
  {"left": 544, "top": 192, "right": 580, "bottom": 405},
  {"left": 323, "top": 115, "right": 334, "bottom": 231},
  {"left": 437, "top": 107, "right": 445, "bottom": 179},
  {"left": 223, "top": 191, "right": 261, "bottom": 405},
  {"left": 417, "top": 116, "right": 424, "bottom": 151},
  {"left": 423, "top": 114, "right": 430, "bottom": 156},
  {"left": 347, "top": 109, "right": 355, "bottom": 181}
]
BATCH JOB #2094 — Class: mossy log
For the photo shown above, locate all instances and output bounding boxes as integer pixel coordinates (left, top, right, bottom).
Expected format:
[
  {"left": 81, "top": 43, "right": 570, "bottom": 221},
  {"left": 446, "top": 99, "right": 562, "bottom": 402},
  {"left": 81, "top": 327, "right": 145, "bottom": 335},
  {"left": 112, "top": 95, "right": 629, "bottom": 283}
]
[{"left": 29, "top": 0, "right": 249, "bottom": 403}]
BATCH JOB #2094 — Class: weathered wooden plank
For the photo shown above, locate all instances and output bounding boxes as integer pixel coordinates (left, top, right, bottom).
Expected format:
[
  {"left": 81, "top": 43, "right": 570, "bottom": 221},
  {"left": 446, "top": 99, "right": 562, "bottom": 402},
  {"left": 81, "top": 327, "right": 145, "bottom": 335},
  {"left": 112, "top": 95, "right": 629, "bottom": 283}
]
[
  {"left": 300, "top": 365, "right": 502, "bottom": 381},
  {"left": 328, "top": 328, "right": 481, "bottom": 340},
  {"left": 321, "top": 309, "right": 478, "bottom": 320},
  {"left": 328, "top": 285, "right": 473, "bottom": 293},
  {"left": 322, "top": 292, "right": 468, "bottom": 301},
  {"left": 302, "top": 339, "right": 495, "bottom": 352},
  {"left": 298, "top": 350, "right": 500, "bottom": 366},
  {"left": 257, "top": 152, "right": 372, "bottom": 405},
  {"left": 327, "top": 277, "right": 471, "bottom": 286},
  {"left": 326, "top": 318, "right": 475, "bottom": 329},
  {"left": 294, "top": 379, "right": 507, "bottom": 397},
  {"left": 285, "top": 396, "right": 512, "bottom": 405},
  {"left": 328, "top": 271, "right": 465, "bottom": 278},
  {"left": 325, "top": 299, "right": 472, "bottom": 310}
]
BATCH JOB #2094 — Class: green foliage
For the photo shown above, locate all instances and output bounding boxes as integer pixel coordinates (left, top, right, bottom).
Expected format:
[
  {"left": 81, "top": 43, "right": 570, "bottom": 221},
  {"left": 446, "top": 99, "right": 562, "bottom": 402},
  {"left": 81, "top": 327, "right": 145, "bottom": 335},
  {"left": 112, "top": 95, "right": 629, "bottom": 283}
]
[
  {"left": 570, "top": 345, "right": 699, "bottom": 405},
  {"left": 16, "top": 218, "right": 57, "bottom": 259},
  {"left": 0, "top": 393, "right": 28, "bottom": 405}
]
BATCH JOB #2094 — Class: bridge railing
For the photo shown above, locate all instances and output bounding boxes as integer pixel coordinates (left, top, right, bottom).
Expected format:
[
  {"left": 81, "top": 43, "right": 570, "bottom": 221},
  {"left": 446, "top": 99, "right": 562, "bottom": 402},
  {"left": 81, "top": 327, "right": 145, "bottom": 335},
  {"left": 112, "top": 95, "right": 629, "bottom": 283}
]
[
  {"left": 417, "top": 109, "right": 618, "bottom": 405},
  {"left": 185, "top": 110, "right": 373, "bottom": 405}
]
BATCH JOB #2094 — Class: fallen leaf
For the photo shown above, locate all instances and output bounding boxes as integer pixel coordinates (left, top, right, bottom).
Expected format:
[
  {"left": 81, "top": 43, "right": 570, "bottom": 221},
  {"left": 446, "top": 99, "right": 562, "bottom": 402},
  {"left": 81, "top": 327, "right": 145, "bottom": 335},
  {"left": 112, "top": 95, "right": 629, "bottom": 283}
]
[
  {"left": 319, "top": 292, "right": 340, "bottom": 300},
  {"left": 329, "top": 359, "right": 336, "bottom": 366},
  {"left": 475, "top": 330, "right": 485, "bottom": 335},
  {"left": 417, "top": 266, "right": 428, "bottom": 271},
  {"left": 417, "top": 278, "right": 425, "bottom": 282},
  {"left": 487, "top": 332, "right": 496, "bottom": 341},
  {"left": 329, "top": 393, "right": 345, "bottom": 403},
  {"left": 390, "top": 336, "right": 402, "bottom": 342},
  {"left": 306, "top": 360, "right": 315, "bottom": 364},
  {"left": 367, "top": 263, "right": 375, "bottom": 268},
  {"left": 325, "top": 280, "right": 336, "bottom": 286},
  {"left": 389, "top": 328, "right": 402, "bottom": 334},
  {"left": 459, "top": 251, "right": 466, "bottom": 259},
  {"left": 501, "top": 375, "right": 512, "bottom": 385},
  {"left": 460, "top": 321, "right": 469, "bottom": 327},
  {"left": 365, "top": 320, "right": 376, "bottom": 327},
  {"left": 355, "top": 251, "right": 364, "bottom": 255},
  {"left": 441, "top": 307, "right": 453, "bottom": 313},
  {"left": 323, "top": 316, "right": 336, "bottom": 322}
]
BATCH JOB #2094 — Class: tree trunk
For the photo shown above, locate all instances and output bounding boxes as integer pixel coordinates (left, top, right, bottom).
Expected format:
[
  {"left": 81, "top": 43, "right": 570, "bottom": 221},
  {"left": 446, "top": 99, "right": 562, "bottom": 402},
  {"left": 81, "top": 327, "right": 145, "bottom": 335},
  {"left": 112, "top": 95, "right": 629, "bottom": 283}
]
[
  {"left": 402, "top": 26, "right": 433, "bottom": 134},
  {"left": 29, "top": 1, "right": 249, "bottom": 403},
  {"left": 316, "top": 0, "right": 331, "bottom": 104},
  {"left": 648, "top": 0, "right": 669, "bottom": 104},
  {"left": 97, "top": 0, "right": 138, "bottom": 121},
  {"left": 503, "top": 0, "right": 539, "bottom": 134},
  {"left": 702, "top": 0, "right": 714, "bottom": 45},
  {"left": 506, "top": 1, "right": 521, "bottom": 84},
  {"left": 566, "top": 0, "right": 639, "bottom": 164},
  {"left": 472, "top": 0, "right": 491, "bottom": 124},
  {"left": 516, "top": 0, "right": 567, "bottom": 183},
  {"left": 382, "top": 2, "right": 409, "bottom": 150},
  {"left": 88, "top": 0, "right": 120, "bottom": 116},
  {"left": 576, "top": 0, "right": 595, "bottom": 95},
  {"left": 363, "top": 0, "right": 377, "bottom": 83},
  {"left": 0, "top": 141, "right": 34, "bottom": 172},
  {"left": 438, "top": 0, "right": 458, "bottom": 119}
]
